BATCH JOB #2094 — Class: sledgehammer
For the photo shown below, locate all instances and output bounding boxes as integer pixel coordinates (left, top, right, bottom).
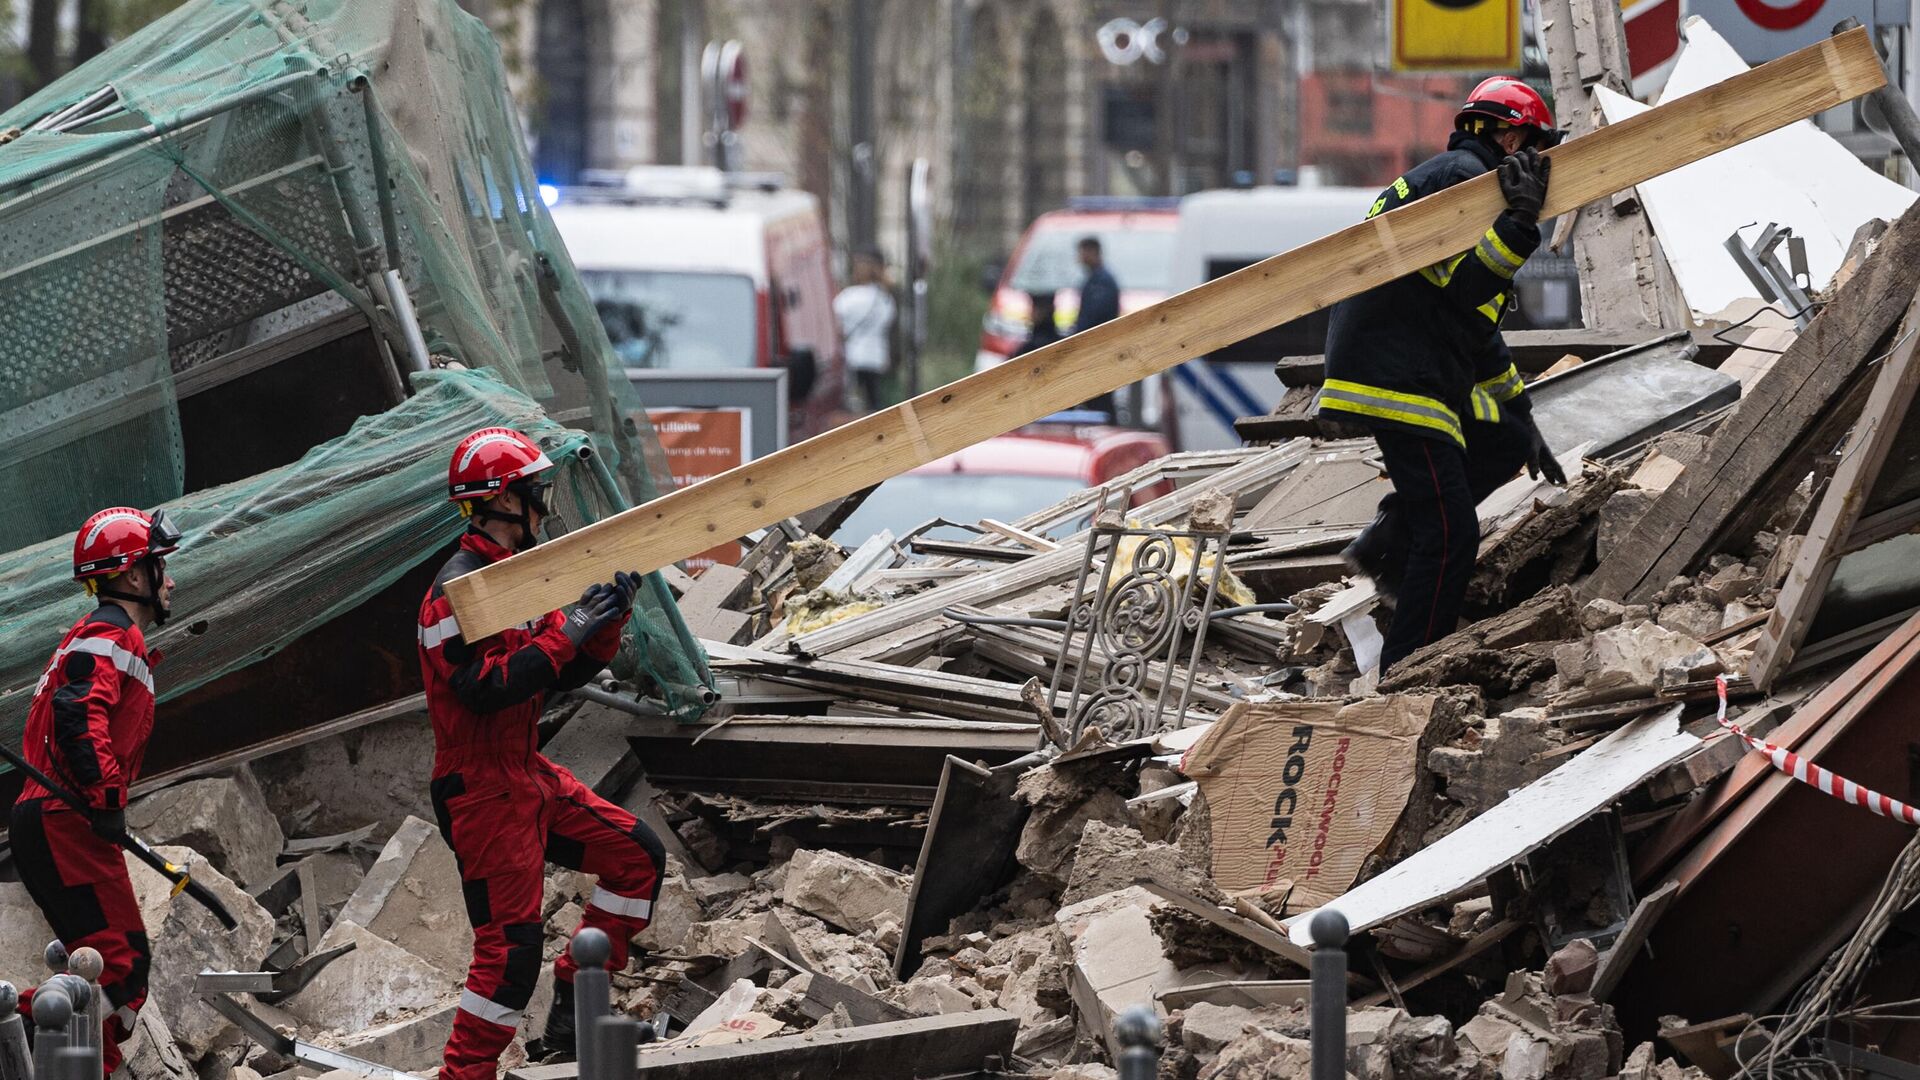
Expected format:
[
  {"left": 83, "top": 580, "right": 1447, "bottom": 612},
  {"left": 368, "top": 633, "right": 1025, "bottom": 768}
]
[{"left": 0, "top": 743, "right": 238, "bottom": 930}]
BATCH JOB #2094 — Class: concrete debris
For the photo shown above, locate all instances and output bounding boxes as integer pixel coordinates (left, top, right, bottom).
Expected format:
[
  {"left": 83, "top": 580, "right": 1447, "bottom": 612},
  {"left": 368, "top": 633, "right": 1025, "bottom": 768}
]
[
  {"left": 1061, "top": 820, "right": 1207, "bottom": 906},
  {"left": 1553, "top": 621, "right": 1711, "bottom": 705},
  {"left": 1015, "top": 762, "right": 1133, "bottom": 890},
  {"left": 0, "top": 880, "right": 55, "bottom": 984},
  {"left": 125, "top": 770, "right": 285, "bottom": 889},
  {"left": 688, "top": 871, "right": 754, "bottom": 910},
  {"left": 1429, "top": 708, "right": 1568, "bottom": 817},
  {"left": 284, "top": 919, "right": 457, "bottom": 1034},
  {"left": 121, "top": 1008, "right": 196, "bottom": 1080},
  {"left": 781, "top": 848, "right": 908, "bottom": 934},
  {"left": 1198, "top": 1027, "right": 1314, "bottom": 1080},
  {"left": 635, "top": 856, "right": 704, "bottom": 952},
  {"left": 329, "top": 1001, "right": 457, "bottom": 1073},
  {"left": 1544, "top": 939, "right": 1600, "bottom": 997},
  {"left": 1181, "top": 1002, "right": 1259, "bottom": 1055},
  {"left": 1598, "top": 489, "right": 1659, "bottom": 563},
  {"left": 319, "top": 815, "right": 468, "bottom": 978},
  {"left": 125, "top": 845, "right": 275, "bottom": 1060}
]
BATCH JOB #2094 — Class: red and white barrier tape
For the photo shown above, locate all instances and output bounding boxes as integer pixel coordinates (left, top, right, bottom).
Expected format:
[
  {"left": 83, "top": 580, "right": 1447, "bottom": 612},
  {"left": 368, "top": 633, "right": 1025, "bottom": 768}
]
[{"left": 1715, "top": 674, "right": 1920, "bottom": 826}]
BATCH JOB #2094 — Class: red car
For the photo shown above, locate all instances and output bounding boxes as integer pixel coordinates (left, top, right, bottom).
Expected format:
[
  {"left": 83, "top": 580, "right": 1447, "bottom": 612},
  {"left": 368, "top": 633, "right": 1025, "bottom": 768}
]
[{"left": 834, "top": 418, "right": 1174, "bottom": 545}]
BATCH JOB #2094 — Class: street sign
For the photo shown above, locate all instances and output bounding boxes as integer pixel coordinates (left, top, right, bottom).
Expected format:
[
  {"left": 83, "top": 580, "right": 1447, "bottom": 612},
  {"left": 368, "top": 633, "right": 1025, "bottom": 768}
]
[
  {"left": 1623, "top": 0, "right": 1685, "bottom": 97},
  {"left": 1391, "top": 0, "right": 1522, "bottom": 71},
  {"left": 1686, "top": 0, "right": 1877, "bottom": 61}
]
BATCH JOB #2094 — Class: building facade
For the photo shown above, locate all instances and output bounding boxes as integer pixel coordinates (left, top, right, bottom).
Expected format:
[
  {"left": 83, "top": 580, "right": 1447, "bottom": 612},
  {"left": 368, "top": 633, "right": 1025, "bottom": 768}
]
[{"left": 498, "top": 0, "right": 1470, "bottom": 268}]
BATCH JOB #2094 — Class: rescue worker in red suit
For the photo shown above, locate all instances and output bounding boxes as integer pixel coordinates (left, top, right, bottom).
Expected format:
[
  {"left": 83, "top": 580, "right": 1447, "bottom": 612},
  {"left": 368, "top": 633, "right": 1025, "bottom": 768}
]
[
  {"left": 1314, "top": 78, "right": 1568, "bottom": 672},
  {"left": 11, "top": 507, "right": 183, "bottom": 1075},
  {"left": 418, "top": 428, "right": 663, "bottom": 1078}
]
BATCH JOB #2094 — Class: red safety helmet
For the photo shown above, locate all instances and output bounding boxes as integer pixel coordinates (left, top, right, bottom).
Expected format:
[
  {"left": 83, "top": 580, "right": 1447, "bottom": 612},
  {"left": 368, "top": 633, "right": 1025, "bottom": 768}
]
[
  {"left": 73, "top": 507, "right": 181, "bottom": 581},
  {"left": 448, "top": 428, "right": 554, "bottom": 503},
  {"left": 1456, "top": 78, "right": 1561, "bottom": 146}
]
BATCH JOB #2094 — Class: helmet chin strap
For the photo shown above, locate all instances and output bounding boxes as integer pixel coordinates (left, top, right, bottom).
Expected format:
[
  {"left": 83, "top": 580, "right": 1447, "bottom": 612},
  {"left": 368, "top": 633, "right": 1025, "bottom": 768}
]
[
  {"left": 472, "top": 496, "right": 542, "bottom": 552},
  {"left": 96, "top": 555, "right": 170, "bottom": 626}
]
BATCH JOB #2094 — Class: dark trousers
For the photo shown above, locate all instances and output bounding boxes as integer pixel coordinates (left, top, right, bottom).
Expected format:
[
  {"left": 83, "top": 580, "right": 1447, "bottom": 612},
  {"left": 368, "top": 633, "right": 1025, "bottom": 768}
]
[
  {"left": 1374, "top": 417, "right": 1532, "bottom": 672},
  {"left": 853, "top": 369, "right": 888, "bottom": 412}
]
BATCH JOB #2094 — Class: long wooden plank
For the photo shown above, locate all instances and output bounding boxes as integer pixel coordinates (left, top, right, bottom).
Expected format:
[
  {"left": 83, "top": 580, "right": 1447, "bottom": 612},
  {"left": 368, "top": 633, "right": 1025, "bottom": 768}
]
[
  {"left": 446, "top": 31, "right": 1885, "bottom": 640},
  {"left": 1750, "top": 292, "right": 1920, "bottom": 686}
]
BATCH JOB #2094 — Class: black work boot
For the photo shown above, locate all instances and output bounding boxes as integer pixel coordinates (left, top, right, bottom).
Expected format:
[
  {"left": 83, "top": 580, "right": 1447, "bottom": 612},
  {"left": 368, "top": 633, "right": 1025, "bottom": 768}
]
[
  {"left": 1341, "top": 505, "right": 1406, "bottom": 599},
  {"left": 525, "top": 979, "right": 576, "bottom": 1063}
]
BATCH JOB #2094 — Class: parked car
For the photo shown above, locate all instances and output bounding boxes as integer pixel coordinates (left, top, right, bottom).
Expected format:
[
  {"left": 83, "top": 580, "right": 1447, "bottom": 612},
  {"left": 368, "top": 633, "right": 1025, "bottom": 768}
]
[
  {"left": 548, "top": 166, "right": 845, "bottom": 439},
  {"left": 834, "top": 416, "right": 1173, "bottom": 545}
]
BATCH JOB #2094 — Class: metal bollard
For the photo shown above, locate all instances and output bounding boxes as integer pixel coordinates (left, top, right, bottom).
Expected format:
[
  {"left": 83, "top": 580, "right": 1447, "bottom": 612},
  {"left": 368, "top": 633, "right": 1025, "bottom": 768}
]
[
  {"left": 1310, "top": 909, "right": 1350, "bottom": 1080},
  {"left": 51, "top": 1046, "right": 91, "bottom": 1080},
  {"left": 0, "top": 983, "right": 32, "bottom": 1080},
  {"left": 64, "top": 948, "right": 102, "bottom": 1080},
  {"left": 1114, "top": 1005, "right": 1163, "bottom": 1080},
  {"left": 595, "top": 1016, "right": 639, "bottom": 1080},
  {"left": 41, "top": 944, "right": 65, "bottom": 977},
  {"left": 28, "top": 989, "right": 71, "bottom": 1080},
  {"left": 50, "top": 972, "right": 96, "bottom": 1080},
  {"left": 569, "top": 929, "right": 612, "bottom": 1080}
]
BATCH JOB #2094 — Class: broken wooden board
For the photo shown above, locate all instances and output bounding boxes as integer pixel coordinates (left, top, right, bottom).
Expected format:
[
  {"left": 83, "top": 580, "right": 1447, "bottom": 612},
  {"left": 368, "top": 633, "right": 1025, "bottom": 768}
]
[
  {"left": 1585, "top": 198, "right": 1920, "bottom": 605},
  {"left": 507, "top": 1009, "right": 1019, "bottom": 1080},
  {"left": 1590, "top": 880, "right": 1678, "bottom": 1003},
  {"left": 443, "top": 30, "right": 1887, "bottom": 640},
  {"left": 893, "top": 756, "right": 1031, "bottom": 980},
  {"left": 1751, "top": 290, "right": 1920, "bottom": 687},
  {"left": 1158, "top": 980, "right": 1312, "bottom": 1011},
  {"left": 1285, "top": 707, "right": 1697, "bottom": 946}
]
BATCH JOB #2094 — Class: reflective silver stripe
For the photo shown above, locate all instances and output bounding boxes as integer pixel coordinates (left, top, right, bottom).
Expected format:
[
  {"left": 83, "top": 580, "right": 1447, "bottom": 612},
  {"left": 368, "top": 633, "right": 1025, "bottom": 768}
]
[
  {"left": 1314, "top": 385, "right": 1465, "bottom": 444},
  {"left": 589, "top": 885, "right": 654, "bottom": 919},
  {"left": 36, "top": 636, "right": 154, "bottom": 695},
  {"left": 458, "top": 988, "right": 521, "bottom": 1026},
  {"left": 418, "top": 615, "right": 462, "bottom": 649}
]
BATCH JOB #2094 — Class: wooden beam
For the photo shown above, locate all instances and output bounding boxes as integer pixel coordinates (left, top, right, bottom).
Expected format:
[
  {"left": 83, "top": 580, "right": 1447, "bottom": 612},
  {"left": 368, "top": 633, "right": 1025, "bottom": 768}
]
[
  {"left": 446, "top": 31, "right": 1886, "bottom": 640},
  {"left": 1585, "top": 199, "right": 1920, "bottom": 604},
  {"left": 506, "top": 1010, "right": 1020, "bottom": 1080},
  {"left": 1751, "top": 292, "right": 1920, "bottom": 687}
]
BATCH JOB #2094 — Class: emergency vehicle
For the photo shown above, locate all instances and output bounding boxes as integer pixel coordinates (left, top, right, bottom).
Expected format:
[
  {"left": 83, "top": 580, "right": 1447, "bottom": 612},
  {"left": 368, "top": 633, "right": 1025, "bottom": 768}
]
[{"left": 548, "top": 166, "right": 846, "bottom": 439}]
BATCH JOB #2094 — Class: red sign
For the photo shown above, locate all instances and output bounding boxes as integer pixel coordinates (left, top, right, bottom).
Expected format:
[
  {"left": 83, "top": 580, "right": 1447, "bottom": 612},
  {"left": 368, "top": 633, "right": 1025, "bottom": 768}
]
[{"left": 647, "top": 408, "right": 748, "bottom": 572}]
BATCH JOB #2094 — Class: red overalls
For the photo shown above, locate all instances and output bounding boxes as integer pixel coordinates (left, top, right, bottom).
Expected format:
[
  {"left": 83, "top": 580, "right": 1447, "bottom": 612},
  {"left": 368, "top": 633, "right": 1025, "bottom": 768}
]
[
  {"left": 10, "top": 604, "right": 156, "bottom": 1075},
  {"left": 418, "top": 532, "right": 664, "bottom": 1080}
]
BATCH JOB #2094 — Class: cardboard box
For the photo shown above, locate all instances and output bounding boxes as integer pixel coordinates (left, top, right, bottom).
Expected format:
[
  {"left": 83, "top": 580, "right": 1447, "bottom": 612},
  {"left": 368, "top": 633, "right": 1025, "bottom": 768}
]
[{"left": 1182, "top": 695, "right": 1432, "bottom": 907}]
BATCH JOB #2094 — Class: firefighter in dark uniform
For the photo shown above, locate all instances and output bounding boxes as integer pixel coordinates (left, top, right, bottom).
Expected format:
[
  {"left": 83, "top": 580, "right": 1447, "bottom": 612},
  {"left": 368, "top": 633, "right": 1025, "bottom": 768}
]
[
  {"left": 1315, "top": 78, "right": 1569, "bottom": 673},
  {"left": 12, "top": 506, "right": 183, "bottom": 1076},
  {"left": 417, "top": 428, "right": 663, "bottom": 1078}
]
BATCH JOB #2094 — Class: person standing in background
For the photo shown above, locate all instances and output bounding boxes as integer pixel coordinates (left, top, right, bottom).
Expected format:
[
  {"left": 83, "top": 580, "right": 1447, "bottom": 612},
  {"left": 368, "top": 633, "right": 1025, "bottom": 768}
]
[
  {"left": 835, "top": 248, "right": 896, "bottom": 412},
  {"left": 1070, "top": 236, "right": 1119, "bottom": 335},
  {"left": 1014, "top": 291, "right": 1063, "bottom": 358}
]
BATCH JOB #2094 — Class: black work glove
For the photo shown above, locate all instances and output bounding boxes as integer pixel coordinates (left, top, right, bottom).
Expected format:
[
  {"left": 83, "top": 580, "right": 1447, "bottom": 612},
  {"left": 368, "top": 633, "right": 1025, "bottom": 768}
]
[
  {"left": 90, "top": 807, "right": 126, "bottom": 843},
  {"left": 1497, "top": 147, "right": 1551, "bottom": 222},
  {"left": 1521, "top": 411, "right": 1568, "bottom": 486},
  {"left": 607, "top": 571, "right": 643, "bottom": 616},
  {"left": 561, "top": 586, "right": 624, "bottom": 648}
]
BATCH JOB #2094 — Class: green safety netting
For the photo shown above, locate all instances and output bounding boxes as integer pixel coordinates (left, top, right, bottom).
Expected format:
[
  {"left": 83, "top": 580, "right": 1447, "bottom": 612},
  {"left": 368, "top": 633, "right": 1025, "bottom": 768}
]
[
  {"left": 0, "top": 370, "right": 711, "bottom": 743},
  {"left": 0, "top": 0, "right": 712, "bottom": 730}
]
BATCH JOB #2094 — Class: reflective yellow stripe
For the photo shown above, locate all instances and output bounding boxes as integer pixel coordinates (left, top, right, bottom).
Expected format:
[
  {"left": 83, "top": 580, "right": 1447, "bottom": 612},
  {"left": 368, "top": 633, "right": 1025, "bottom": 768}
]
[
  {"left": 1476, "top": 362, "right": 1526, "bottom": 402},
  {"left": 1317, "top": 380, "right": 1466, "bottom": 447},
  {"left": 1477, "top": 294, "right": 1506, "bottom": 323},
  {"left": 1470, "top": 387, "right": 1502, "bottom": 423},
  {"left": 1420, "top": 251, "right": 1469, "bottom": 289},
  {"left": 1483, "top": 227, "right": 1523, "bottom": 267}
]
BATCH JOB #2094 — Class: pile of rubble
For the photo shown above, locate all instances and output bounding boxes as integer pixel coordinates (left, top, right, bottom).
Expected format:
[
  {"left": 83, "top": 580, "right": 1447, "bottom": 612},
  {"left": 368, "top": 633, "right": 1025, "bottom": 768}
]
[{"left": 14, "top": 196, "right": 1920, "bottom": 1080}]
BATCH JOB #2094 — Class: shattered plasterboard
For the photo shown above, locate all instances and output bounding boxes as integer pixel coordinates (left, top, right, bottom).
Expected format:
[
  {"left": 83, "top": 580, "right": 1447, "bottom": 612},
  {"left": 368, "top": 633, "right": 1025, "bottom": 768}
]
[
  {"left": 1283, "top": 706, "right": 1698, "bottom": 946},
  {"left": 1597, "top": 18, "right": 1916, "bottom": 322}
]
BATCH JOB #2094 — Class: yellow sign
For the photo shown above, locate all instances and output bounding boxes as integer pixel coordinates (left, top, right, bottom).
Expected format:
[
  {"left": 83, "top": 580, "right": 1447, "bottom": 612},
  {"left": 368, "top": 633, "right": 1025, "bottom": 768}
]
[{"left": 1391, "top": 0, "right": 1522, "bottom": 71}]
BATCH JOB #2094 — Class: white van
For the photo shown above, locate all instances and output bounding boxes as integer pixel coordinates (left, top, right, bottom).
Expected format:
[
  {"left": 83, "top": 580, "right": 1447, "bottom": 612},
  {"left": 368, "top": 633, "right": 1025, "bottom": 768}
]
[{"left": 1164, "top": 185, "right": 1377, "bottom": 451}]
